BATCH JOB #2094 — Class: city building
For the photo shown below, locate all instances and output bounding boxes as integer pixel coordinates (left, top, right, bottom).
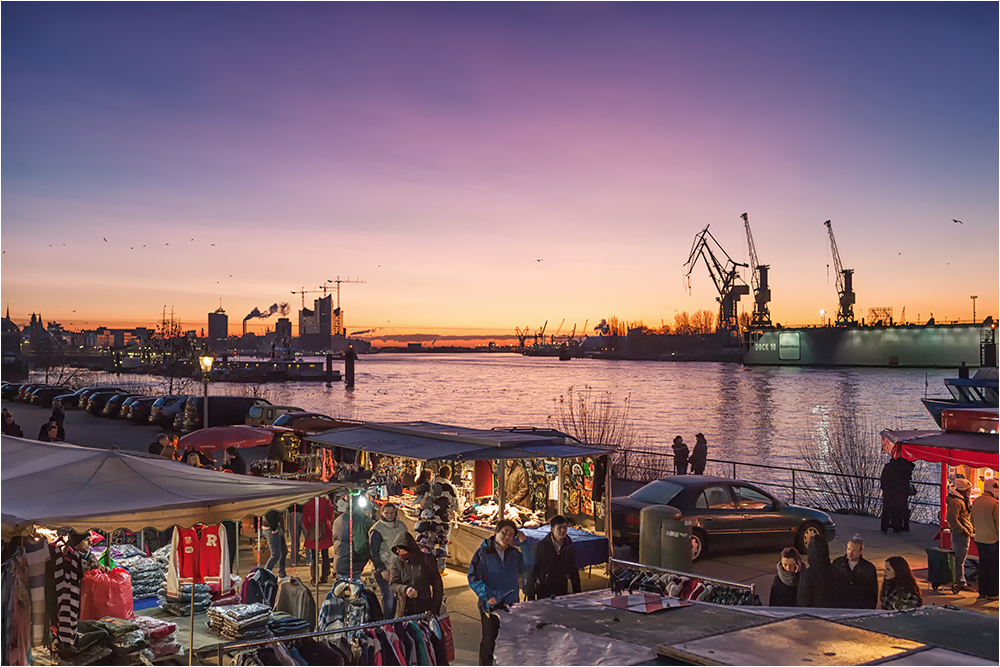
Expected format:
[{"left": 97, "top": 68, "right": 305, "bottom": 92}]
[{"left": 208, "top": 306, "right": 228, "bottom": 350}]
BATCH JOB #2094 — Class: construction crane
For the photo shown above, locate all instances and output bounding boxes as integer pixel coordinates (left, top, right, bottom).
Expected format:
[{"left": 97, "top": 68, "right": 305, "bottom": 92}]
[
  {"left": 290, "top": 286, "right": 327, "bottom": 310},
  {"left": 684, "top": 225, "right": 750, "bottom": 339},
  {"left": 514, "top": 326, "right": 530, "bottom": 351},
  {"left": 823, "top": 220, "right": 855, "bottom": 325},
  {"left": 741, "top": 213, "right": 772, "bottom": 328},
  {"left": 535, "top": 320, "right": 548, "bottom": 346},
  {"left": 325, "top": 276, "right": 366, "bottom": 336}
]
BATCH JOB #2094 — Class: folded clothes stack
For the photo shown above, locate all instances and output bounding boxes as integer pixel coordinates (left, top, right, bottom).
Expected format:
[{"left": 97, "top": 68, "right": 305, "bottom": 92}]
[
  {"left": 268, "top": 611, "right": 311, "bottom": 636},
  {"left": 116, "top": 555, "right": 167, "bottom": 600},
  {"left": 62, "top": 617, "right": 154, "bottom": 665},
  {"left": 132, "top": 615, "right": 182, "bottom": 659},
  {"left": 206, "top": 603, "right": 273, "bottom": 640},
  {"left": 158, "top": 583, "right": 213, "bottom": 616}
]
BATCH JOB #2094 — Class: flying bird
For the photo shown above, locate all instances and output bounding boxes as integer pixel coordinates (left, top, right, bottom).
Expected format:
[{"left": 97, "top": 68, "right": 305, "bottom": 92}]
[
  {"left": 953, "top": 219, "right": 963, "bottom": 224},
  {"left": 534, "top": 259, "right": 544, "bottom": 262},
  {"left": 211, "top": 243, "right": 216, "bottom": 247},
  {"left": 103, "top": 237, "right": 108, "bottom": 242}
]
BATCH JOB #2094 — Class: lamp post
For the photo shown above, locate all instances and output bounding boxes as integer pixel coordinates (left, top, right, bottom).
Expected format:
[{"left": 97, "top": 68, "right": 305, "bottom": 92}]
[
  {"left": 199, "top": 353, "right": 214, "bottom": 430},
  {"left": 971, "top": 296, "right": 978, "bottom": 324},
  {"left": 820, "top": 310, "right": 826, "bottom": 327}
]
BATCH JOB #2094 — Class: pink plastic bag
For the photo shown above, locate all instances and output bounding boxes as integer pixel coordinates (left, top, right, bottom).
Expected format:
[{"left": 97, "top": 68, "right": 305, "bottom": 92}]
[{"left": 81, "top": 567, "right": 134, "bottom": 620}]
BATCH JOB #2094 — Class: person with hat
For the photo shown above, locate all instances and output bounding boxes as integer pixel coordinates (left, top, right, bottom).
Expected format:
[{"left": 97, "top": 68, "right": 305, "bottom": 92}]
[
  {"left": 388, "top": 531, "right": 443, "bottom": 618},
  {"left": 946, "top": 477, "right": 975, "bottom": 591},
  {"left": 972, "top": 479, "right": 999, "bottom": 600}
]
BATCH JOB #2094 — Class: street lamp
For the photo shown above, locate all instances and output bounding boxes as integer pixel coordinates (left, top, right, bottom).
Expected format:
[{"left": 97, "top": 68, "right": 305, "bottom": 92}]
[
  {"left": 199, "top": 353, "right": 214, "bottom": 430},
  {"left": 820, "top": 310, "right": 826, "bottom": 327},
  {"left": 971, "top": 296, "right": 978, "bottom": 323}
]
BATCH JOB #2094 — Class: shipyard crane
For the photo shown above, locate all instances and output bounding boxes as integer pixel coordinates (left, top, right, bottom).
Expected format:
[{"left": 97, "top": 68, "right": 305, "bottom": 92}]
[
  {"left": 551, "top": 319, "right": 565, "bottom": 343},
  {"left": 823, "top": 220, "right": 855, "bottom": 325},
  {"left": 741, "top": 213, "right": 772, "bottom": 328},
  {"left": 684, "top": 225, "right": 750, "bottom": 339},
  {"left": 515, "top": 326, "right": 530, "bottom": 351}
]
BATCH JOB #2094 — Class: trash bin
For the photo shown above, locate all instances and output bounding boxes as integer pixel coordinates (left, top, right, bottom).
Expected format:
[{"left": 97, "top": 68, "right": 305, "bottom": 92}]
[{"left": 639, "top": 505, "right": 692, "bottom": 571}]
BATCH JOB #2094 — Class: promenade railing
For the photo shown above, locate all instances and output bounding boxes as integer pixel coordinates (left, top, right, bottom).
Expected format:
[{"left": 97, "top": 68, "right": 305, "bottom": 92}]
[{"left": 611, "top": 447, "right": 941, "bottom": 525}]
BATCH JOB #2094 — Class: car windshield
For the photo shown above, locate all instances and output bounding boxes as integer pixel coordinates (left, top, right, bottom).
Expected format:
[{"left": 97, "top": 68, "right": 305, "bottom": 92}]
[{"left": 629, "top": 480, "right": 684, "bottom": 505}]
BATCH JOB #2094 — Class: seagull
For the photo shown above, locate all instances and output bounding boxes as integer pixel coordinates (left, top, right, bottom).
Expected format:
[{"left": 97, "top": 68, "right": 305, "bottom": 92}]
[
  {"left": 953, "top": 219, "right": 963, "bottom": 224},
  {"left": 211, "top": 243, "right": 216, "bottom": 247},
  {"left": 103, "top": 237, "right": 108, "bottom": 242},
  {"left": 165, "top": 242, "right": 169, "bottom": 246},
  {"left": 535, "top": 259, "right": 544, "bottom": 262}
]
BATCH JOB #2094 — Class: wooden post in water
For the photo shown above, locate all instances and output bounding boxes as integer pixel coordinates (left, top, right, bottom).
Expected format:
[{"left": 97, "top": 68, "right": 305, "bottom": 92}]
[
  {"left": 325, "top": 353, "right": 334, "bottom": 387},
  {"left": 344, "top": 346, "right": 357, "bottom": 387}
]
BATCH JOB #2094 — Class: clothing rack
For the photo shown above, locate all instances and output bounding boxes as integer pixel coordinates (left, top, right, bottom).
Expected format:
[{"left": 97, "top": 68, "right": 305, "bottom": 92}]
[
  {"left": 216, "top": 611, "right": 433, "bottom": 664},
  {"left": 610, "top": 557, "right": 756, "bottom": 596}
]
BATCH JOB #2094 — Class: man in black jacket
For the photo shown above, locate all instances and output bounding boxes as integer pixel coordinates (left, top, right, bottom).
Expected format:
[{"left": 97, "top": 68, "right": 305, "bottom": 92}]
[
  {"left": 797, "top": 535, "right": 849, "bottom": 608},
  {"left": 531, "top": 515, "right": 582, "bottom": 599},
  {"left": 831, "top": 536, "right": 879, "bottom": 609}
]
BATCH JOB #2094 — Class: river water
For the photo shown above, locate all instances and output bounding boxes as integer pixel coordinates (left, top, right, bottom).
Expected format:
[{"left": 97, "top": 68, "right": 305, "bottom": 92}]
[{"left": 54, "top": 353, "right": 948, "bottom": 465}]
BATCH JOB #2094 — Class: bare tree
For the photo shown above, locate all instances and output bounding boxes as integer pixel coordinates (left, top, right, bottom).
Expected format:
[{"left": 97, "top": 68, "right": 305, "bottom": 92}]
[
  {"left": 673, "top": 311, "right": 693, "bottom": 335},
  {"left": 548, "top": 385, "right": 636, "bottom": 450},
  {"left": 690, "top": 309, "right": 716, "bottom": 334},
  {"left": 150, "top": 318, "right": 194, "bottom": 394},
  {"left": 796, "top": 410, "right": 884, "bottom": 517}
]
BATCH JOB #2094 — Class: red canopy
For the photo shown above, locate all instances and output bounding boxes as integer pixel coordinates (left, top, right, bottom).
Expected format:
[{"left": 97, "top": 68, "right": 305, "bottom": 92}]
[
  {"left": 881, "top": 429, "right": 999, "bottom": 469},
  {"left": 178, "top": 425, "right": 280, "bottom": 452}
]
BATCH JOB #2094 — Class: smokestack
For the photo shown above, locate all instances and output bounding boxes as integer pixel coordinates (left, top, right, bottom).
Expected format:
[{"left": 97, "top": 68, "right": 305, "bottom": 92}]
[{"left": 243, "top": 319, "right": 247, "bottom": 336}]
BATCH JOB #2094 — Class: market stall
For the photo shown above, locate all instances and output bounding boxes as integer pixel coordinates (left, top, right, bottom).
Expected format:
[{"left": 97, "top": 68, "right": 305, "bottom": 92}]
[
  {"left": 881, "top": 406, "right": 998, "bottom": 553},
  {"left": 1, "top": 435, "right": 351, "bottom": 665},
  {"left": 305, "top": 421, "right": 616, "bottom": 568}
]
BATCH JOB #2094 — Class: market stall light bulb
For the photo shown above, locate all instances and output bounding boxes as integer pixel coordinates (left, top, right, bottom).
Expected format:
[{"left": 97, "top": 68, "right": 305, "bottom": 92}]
[{"left": 357, "top": 495, "right": 368, "bottom": 508}]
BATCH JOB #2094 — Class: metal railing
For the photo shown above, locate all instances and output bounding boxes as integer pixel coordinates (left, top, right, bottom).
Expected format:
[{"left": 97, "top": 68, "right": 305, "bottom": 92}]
[{"left": 612, "top": 447, "right": 940, "bottom": 524}]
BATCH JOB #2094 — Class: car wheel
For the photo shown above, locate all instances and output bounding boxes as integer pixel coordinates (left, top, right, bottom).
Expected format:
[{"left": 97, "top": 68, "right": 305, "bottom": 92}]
[
  {"left": 796, "top": 521, "right": 824, "bottom": 553},
  {"left": 691, "top": 529, "right": 707, "bottom": 563}
]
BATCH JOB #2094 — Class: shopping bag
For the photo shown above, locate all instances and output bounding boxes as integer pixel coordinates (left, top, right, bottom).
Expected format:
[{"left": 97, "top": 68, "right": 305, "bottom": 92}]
[
  {"left": 81, "top": 567, "right": 134, "bottom": 620},
  {"left": 438, "top": 602, "right": 455, "bottom": 662}
]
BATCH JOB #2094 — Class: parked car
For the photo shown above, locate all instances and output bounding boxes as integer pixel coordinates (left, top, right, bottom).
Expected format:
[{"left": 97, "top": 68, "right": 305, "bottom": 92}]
[
  {"left": 17, "top": 384, "right": 48, "bottom": 403},
  {"left": 76, "top": 387, "right": 127, "bottom": 409},
  {"left": 1, "top": 383, "right": 27, "bottom": 401},
  {"left": 116, "top": 395, "right": 152, "bottom": 420},
  {"left": 128, "top": 397, "right": 159, "bottom": 424},
  {"left": 101, "top": 392, "right": 139, "bottom": 418},
  {"left": 29, "top": 386, "right": 69, "bottom": 407},
  {"left": 149, "top": 395, "right": 188, "bottom": 428},
  {"left": 271, "top": 412, "right": 360, "bottom": 434},
  {"left": 610, "top": 475, "right": 836, "bottom": 561},
  {"left": 246, "top": 404, "right": 304, "bottom": 426},
  {"left": 179, "top": 396, "right": 272, "bottom": 433},
  {"left": 86, "top": 391, "right": 128, "bottom": 416}
]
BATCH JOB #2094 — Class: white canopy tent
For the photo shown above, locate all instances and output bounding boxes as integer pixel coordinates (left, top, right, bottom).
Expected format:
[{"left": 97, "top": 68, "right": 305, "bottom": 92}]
[{"left": 1, "top": 436, "right": 350, "bottom": 538}]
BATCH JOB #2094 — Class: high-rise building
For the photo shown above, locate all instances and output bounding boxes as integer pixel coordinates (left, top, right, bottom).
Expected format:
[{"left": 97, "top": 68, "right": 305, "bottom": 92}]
[
  {"left": 298, "top": 295, "right": 333, "bottom": 350},
  {"left": 275, "top": 317, "right": 292, "bottom": 342},
  {"left": 208, "top": 307, "right": 228, "bottom": 350}
]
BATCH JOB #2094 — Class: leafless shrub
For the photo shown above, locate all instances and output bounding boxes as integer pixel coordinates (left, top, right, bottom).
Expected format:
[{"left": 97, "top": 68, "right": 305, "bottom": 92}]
[
  {"left": 548, "top": 385, "right": 637, "bottom": 451},
  {"left": 796, "top": 410, "right": 884, "bottom": 517}
]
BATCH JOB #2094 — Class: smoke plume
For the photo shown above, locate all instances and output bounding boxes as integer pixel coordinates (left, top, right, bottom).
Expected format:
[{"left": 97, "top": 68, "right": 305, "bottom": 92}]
[
  {"left": 594, "top": 319, "right": 610, "bottom": 335},
  {"left": 244, "top": 302, "right": 290, "bottom": 322}
]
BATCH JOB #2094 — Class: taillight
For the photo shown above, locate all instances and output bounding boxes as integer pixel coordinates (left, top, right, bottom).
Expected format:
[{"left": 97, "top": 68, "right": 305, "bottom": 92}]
[{"left": 623, "top": 514, "right": 640, "bottom": 527}]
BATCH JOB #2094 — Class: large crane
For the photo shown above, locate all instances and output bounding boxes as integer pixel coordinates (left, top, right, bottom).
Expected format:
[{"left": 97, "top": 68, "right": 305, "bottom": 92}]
[
  {"left": 290, "top": 286, "right": 327, "bottom": 310},
  {"left": 325, "top": 276, "right": 366, "bottom": 336},
  {"left": 684, "top": 225, "right": 750, "bottom": 339},
  {"left": 823, "top": 220, "right": 855, "bottom": 325},
  {"left": 741, "top": 213, "right": 772, "bottom": 328}
]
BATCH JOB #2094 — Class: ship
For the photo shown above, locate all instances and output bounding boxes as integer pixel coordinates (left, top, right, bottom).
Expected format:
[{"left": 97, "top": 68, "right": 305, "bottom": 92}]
[{"left": 742, "top": 321, "right": 995, "bottom": 368}]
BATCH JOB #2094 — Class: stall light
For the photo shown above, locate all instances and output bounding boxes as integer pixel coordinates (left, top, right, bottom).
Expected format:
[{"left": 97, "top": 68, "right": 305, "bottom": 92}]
[{"left": 356, "top": 495, "right": 368, "bottom": 509}]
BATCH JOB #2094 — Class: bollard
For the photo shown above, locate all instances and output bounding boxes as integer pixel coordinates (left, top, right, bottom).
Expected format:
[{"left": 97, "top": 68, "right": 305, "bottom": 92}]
[
  {"left": 639, "top": 505, "right": 692, "bottom": 571},
  {"left": 325, "top": 353, "right": 334, "bottom": 387},
  {"left": 344, "top": 345, "right": 357, "bottom": 387}
]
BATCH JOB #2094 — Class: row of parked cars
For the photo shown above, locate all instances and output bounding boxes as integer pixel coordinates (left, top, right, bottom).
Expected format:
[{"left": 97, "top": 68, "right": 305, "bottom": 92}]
[{"left": 1, "top": 381, "right": 358, "bottom": 436}]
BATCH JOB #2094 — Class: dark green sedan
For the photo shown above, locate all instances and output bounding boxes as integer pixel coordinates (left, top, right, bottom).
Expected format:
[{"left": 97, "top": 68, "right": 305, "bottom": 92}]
[{"left": 610, "top": 475, "right": 836, "bottom": 561}]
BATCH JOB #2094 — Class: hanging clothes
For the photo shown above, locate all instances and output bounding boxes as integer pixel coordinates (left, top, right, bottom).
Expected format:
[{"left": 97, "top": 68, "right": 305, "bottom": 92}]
[
  {"left": 23, "top": 536, "right": 51, "bottom": 648},
  {"left": 52, "top": 543, "right": 84, "bottom": 648},
  {"left": 274, "top": 577, "right": 316, "bottom": 630},
  {"left": 166, "top": 525, "right": 231, "bottom": 596}
]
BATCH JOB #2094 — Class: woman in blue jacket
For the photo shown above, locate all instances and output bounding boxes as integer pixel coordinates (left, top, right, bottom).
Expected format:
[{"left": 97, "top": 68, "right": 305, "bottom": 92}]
[{"left": 468, "top": 519, "right": 523, "bottom": 666}]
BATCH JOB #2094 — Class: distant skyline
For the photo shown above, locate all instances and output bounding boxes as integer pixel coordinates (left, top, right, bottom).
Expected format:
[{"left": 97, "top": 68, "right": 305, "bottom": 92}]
[{"left": 3, "top": 3, "right": 997, "bottom": 337}]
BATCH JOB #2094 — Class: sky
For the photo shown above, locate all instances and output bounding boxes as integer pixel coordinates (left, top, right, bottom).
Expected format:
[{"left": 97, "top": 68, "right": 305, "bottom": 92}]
[{"left": 2, "top": 2, "right": 997, "bottom": 339}]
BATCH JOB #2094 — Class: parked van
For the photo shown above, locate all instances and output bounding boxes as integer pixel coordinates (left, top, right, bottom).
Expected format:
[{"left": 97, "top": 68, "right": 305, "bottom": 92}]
[
  {"left": 245, "top": 404, "right": 304, "bottom": 427},
  {"left": 180, "top": 396, "right": 272, "bottom": 433}
]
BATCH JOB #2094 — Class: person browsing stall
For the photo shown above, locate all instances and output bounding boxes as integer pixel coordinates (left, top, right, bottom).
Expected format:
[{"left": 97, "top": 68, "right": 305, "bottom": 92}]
[
  {"left": 468, "top": 519, "right": 524, "bottom": 666},
  {"left": 370, "top": 502, "right": 409, "bottom": 618},
  {"left": 388, "top": 531, "right": 443, "bottom": 618},
  {"left": 769, "top": 547, "right": 802, "bottom": 607},
  {"left": 530, "top": 515, "right": 581, "bottom": 599},
  {"left": 223, "top": 446, "right": 247, "bottom": 475},
  {"left": 832, "top": 536, "right": 879, "bottom": 609}
]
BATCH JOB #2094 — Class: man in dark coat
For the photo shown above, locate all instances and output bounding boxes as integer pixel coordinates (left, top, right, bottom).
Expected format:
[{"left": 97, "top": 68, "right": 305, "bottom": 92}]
[
  {"left": 880, "top": 456, "right": 914, "bottom": 533},
  {"left": 388, "top": 531, "right": 443, "bottom": 618},
  {"left": 531, "top": 515, "right": 582, "bottom": 599},
  {"left": 831, "top": 536, "right": 878, "bottom": 609},
  {"left": 797, "top": 535, "right": 849, "bottom": 608},
  {"left": 2, "top": 412, "right": 24, "bottom": 437},
  {"left": 223, "top": 446, "right": 247, "bottom": 475},
  {"left": 689, "top": 433, "right": 708, "bottom": 475}
]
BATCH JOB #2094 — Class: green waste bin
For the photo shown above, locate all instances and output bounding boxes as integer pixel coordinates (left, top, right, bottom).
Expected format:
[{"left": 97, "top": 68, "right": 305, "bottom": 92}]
[{"left": 639, "top": 505, "right": 692, "bottom": 571}]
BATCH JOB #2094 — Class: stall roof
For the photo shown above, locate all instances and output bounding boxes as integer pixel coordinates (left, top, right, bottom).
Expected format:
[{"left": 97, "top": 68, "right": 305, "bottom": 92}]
[
  {"left": 880, "top": 429, "right": 999, "bottom": 468},
  {"left": 1, "top": 436, "right": 350, "bottom": 538},
  {"left": 306, "top": 421, "right": 616, "bottom": 461}
]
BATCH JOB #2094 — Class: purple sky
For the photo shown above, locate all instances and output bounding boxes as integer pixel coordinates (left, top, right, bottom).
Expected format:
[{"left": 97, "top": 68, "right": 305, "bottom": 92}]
[{"left": 3, "top": 3, "right": 997, "bottom": 336}]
